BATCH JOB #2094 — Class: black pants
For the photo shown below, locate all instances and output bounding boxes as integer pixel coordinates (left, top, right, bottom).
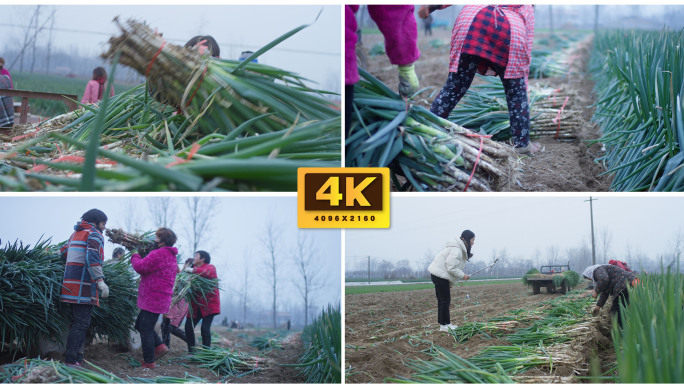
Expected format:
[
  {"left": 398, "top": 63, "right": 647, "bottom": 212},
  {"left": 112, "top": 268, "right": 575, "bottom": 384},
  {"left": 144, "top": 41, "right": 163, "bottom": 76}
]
[
  {"left": 431, "top": 274, "right": 451, "bottom": 325},
  {"left": 135, "top": 309, "right": 163, "bottom": 364},
  {"left": 610, "top": 289, "right": 630, "bottom": 329},
  {"left": 345, "top": 84, "right": 354, "bottom": 138},
  {"left": 161, "top": 317, "right": 187, "bottom": 347},
  {"left": 184, "top": 307, "right": 216, "bottom": 351},
  {"left": 65, "top": 303, "right": 93, "bottom": 364},
  {"left": 430, "top": 53, "right": 530, "bottom": 148}
]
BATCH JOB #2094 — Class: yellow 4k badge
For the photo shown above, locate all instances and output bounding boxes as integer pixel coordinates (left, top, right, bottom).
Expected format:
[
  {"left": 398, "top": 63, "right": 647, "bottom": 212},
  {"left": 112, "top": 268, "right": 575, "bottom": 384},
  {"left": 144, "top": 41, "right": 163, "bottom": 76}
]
[{"left": 297, "top": 168, "right": 390, "bottom": 228}]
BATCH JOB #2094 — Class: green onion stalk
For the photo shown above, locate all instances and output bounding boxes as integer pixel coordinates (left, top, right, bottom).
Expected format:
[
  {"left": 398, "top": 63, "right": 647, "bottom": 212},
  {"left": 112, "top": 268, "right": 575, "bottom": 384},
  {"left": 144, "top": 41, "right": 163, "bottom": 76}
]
[
  {"left": 347, "top": 69, "right": 517, "bottom": 192},
  {"left": 289, "top": 304, "right": 341, "bottom": 383},
  {"left": 613, "top": 271, "right": 684, "bottom": 382},
  {"left": 590, "top": 28, "right": 684, "bottom": 191},
  {"left": 105, "top": 228, "right": 156, "bottom": 257}
]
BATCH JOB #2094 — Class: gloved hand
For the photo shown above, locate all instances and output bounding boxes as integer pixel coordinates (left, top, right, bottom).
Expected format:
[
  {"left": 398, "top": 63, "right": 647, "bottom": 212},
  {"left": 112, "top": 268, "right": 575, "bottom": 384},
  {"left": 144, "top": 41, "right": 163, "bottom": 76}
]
[
  {"left": 183, "top": 266, "right": 194, "bottom": 273},
  {"left": 97, "top": 280, "right": 109, "bottom": 298},
  {"left": 418, "top": 5, "right": 431, "bottom": 19},
  {"left": 398, "top": 64, "right": 419, "bottom": 98}
]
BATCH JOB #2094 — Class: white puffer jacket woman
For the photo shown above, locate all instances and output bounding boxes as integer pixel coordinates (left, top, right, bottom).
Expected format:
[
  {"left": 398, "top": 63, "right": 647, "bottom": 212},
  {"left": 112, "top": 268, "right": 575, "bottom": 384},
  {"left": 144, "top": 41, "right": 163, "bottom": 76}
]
[
  {"left": 428, "top": 238, "right": 469, "bottom": 285},
  {"left": 428, "top": 230, "right": 475, "bottom": 332}
]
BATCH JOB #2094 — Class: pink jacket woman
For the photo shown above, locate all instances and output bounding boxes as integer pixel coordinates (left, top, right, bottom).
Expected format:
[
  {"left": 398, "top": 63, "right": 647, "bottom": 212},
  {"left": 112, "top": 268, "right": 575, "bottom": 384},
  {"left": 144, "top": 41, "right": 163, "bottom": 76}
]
[
  {"left": 81, "top": 66, "right": 114, "bottom": 104},
  {"left": 131, "top": 246, "right": 179, "bottom": 314}
]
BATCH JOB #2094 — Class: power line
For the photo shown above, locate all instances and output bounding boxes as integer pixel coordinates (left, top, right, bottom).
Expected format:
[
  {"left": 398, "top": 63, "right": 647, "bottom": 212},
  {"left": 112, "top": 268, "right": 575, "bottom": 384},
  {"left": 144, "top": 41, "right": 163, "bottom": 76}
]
[{"left": 0, "top": 22, "right": 339, "bottom": 57}]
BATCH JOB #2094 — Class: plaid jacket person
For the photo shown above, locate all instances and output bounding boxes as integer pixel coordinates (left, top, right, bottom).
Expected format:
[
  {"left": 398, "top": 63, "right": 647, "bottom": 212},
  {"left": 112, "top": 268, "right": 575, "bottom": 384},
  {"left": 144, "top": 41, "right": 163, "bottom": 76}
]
[
  {"left": 445, "top": 5, "right": 534, "bottom": 83},
  {"left": 60, "top": 220, "right": 105, "bottom": 306}
]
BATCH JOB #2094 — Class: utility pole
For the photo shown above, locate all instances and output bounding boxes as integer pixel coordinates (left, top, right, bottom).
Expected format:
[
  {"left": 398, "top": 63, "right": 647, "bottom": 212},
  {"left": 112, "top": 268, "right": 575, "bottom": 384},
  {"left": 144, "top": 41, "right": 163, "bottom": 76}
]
[
  {"left": 585, "top": 196, "right": 598, "bottom": 265},
  {"left": 367, "top": 256, "right": 370, "bottom": 285}
]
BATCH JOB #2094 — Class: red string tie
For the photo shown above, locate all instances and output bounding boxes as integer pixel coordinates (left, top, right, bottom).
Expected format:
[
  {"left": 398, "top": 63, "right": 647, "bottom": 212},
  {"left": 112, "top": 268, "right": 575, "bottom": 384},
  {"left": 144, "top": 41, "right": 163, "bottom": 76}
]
[
  {"left": 464, "top": 133, "right": 492, "bottom": 192},
  {"left": 553, "top": 96, "right": 569, "bottom": 139},
  {"left": 145, "top": 41, "right": 167, "bottom": 77}
]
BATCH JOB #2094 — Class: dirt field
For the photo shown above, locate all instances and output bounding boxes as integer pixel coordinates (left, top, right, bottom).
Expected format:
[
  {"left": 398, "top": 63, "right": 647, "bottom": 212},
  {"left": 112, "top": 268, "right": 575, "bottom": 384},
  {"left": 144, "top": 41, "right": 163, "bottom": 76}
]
[
  {"left": 359, "top": 27, "right": 613, "bottom": 192},
  {"left": 345, "top": 282, "right": 615, "bottom": 383},
  {"left": 3, "top": 326, "right": 305, "bottom": 383}
]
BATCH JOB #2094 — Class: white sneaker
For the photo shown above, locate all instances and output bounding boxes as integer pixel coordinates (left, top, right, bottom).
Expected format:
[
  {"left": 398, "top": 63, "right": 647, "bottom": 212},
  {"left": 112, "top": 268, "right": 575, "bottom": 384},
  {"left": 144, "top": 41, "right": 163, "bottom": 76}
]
[
  {"left": 439, "top": 324, "right": 449, "bottom": 332},
  {"left": 447, "top": 323, "right": 458, "bottom": 330}
]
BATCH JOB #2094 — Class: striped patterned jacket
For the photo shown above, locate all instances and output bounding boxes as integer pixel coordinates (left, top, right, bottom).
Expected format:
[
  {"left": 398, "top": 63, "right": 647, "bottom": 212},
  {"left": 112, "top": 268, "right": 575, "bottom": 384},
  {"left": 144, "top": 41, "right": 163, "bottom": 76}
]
[{"left": 60, "top": 220, "right": 105, "bottom": 306}]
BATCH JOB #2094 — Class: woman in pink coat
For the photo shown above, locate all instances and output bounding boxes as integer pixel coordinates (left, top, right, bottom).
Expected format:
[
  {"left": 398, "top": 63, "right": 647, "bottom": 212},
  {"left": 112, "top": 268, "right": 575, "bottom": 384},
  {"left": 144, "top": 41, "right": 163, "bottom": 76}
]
[
  {"left": 345, "top": 5, "right": 420, "bottom": 135},
  {"left": 131, "top": 227, "right": 179, "bottom": 370},
  {"left": 81, "top": 67, "right": 114, "bottom": 104}
]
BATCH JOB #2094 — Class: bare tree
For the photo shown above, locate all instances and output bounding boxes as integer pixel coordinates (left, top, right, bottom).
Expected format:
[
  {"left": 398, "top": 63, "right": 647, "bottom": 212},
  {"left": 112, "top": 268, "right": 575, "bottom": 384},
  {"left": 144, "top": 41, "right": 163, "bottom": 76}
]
[
  {"left": 291, "top": 232, "right": 324, "bottom": 327},
  {"left": 123, "top": 199, "right": 143, "bottom": 233},
  {"left": 422, "top": 248, "right": 434, "bottom": 277},
  {"left": 239, "top": 249, "right": 252, "bottom": 325},
  {"left": 545, "top": 245, "right": 561, "bottom": 265},
  {"left": 184, "top": 197, "right": 217, "bottom": 253},
  {"left": 45, "top": 9, "right": 56, "bottom": 74},
  {"left": 260, "top": 217, "right": 283, "bottom": 329},
  {"left": 148, "top": 197, "right": 176, "bottom": 229},
  {"left": 598, "top": 227, "right": 613, "bottom": 263}
]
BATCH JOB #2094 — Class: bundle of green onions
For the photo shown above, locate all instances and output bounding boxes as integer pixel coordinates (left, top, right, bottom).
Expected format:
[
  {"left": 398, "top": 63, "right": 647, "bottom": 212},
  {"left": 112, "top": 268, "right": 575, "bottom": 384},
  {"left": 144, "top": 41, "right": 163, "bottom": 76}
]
[
  {"left": 105, "top": 228, "right": 156, "bottom": 257},
  {"left": 447, "top": 320, "right": 518, "bottom": 344},
  {"left": 249, "top": 332, "right": 284, "bottom": 350},
  {"left": 347, "top": 69, "right": 517, "bottom": 192},
  {"left": 0, "top": 239, "right": 69, "bottom": 356},
  {"left": 0, "top": 17, "right": 340, "bottom": 192},
  {"left": 171, "top": 270, "right": 220, "bottom": 307},
  {"left": 590, "top": 28, "right": 684, "bottom": 191},
  {"left": 448, "top": 76, "right": 580, "bottom": 142},
  {"left": 187, "top": 345, "right": 262, "bottom": 377},
  {"left": 292, "top": 305, "right": 341, "bottom": 383},
  {"left": 390, "top": 346, "right": 514, "bottom": 383},
  {"left": 91, "top": 259, "right": 139, "bottom": 347},
  {"left": 103, "top": 18, "right": 338, "bottom": 137}
]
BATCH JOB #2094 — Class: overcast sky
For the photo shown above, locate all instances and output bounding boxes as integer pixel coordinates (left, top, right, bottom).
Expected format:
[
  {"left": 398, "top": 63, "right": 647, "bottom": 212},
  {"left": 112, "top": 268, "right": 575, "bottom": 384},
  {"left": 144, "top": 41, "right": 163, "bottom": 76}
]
[
  {"left": 0, "top": 195, "right": 342, "bottom": 315},
  {"left": 346, "top": 194, "right": 684, "bottom": 271},
  {"left": 0, "top": 4, "right": 340, "bottom": 91}
]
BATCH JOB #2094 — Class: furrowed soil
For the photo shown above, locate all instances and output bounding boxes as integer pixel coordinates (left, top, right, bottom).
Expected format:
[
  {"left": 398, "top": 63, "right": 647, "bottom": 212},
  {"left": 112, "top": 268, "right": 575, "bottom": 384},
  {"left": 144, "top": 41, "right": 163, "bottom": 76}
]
[
  {"left": 359, "top": 27, "right": 613, "bottom": 191},
  {"left": 2, "top": 326, "right": 305, "bottom": 383},
  {"left": 345, "top": 282, "right": 615, "bottom": 383}
]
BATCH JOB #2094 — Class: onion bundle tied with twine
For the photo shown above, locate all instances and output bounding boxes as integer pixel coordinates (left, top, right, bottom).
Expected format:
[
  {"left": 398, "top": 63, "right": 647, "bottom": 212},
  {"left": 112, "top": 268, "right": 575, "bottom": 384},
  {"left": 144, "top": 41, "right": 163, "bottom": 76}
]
[
  {"left": 105, "top": 228, "right": 155, "bottom": 257},
  {"left": 102, "top": 18, "right": 339, "bottom": 138},
  {"left": 347, "top": 69, "right": 517, "bottom": 192}
]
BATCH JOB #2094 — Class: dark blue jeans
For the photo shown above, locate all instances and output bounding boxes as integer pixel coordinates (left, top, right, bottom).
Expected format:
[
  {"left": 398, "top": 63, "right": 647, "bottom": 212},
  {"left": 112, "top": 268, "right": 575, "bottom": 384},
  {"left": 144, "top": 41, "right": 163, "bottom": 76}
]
[
  {"left": 184, "top": 307, "right": 216, "bottom": 351},
  {"left": 135, "top": 310, "right": 163, "bottom": 363},
  {"left": 65, "top": 303, "right": 93, "bottom": 364}
]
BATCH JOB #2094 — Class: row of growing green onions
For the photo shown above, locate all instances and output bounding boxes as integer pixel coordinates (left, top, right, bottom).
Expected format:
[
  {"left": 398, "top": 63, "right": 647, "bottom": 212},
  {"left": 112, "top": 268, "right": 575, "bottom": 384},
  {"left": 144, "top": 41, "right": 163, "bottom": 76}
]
[
  {"left": 613, "top": 271, "right": 684, "bottom": 382},
  {"left": 288, "top": 305, "right": 341, "bottom": 383},
  {"left": 590, "top": 28, "right": 684, "bottom": 191},
  {"left": 395, "top": 293, "right": 596, "bottom": 382},
  {"left": 0, "top": 18, "right": 340, "bottom": 192}
]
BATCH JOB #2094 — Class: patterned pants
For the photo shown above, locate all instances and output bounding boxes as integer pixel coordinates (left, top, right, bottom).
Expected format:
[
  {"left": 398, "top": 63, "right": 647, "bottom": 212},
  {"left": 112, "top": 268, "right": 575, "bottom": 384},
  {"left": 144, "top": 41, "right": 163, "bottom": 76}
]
[{"left": 430, "top": 54, "right": 530, "bottom": 148}]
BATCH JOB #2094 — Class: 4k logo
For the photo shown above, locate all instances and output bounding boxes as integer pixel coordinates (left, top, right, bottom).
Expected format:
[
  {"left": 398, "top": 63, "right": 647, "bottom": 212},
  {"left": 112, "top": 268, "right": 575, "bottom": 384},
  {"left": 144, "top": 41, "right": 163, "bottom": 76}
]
[{"left": 298, "top": 168, "right": 390, "bottom": 228}]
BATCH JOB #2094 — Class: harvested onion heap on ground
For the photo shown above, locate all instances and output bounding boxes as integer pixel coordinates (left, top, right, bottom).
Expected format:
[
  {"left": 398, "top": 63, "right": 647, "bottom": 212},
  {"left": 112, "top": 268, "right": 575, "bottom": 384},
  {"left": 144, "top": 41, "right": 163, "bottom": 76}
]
[
  {"left": 0, "top": 18, "right": 340, "bottom": 192},
  {"left": 347, "top": 69, "right": 517, "bottom": 192}
]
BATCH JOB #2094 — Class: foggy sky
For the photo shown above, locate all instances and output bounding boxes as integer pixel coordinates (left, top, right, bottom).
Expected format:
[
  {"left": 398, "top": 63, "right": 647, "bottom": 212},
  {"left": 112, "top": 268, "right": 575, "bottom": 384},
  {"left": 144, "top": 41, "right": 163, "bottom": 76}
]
[
  {"left": 0, "top": 4, "right": 341, "bottom": 91},
  {"left": 346, "top": 194, "right": 684, "bottom": 272},
  {"left": 0, "top": 195, "right": 342, "bottom": 315}
]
